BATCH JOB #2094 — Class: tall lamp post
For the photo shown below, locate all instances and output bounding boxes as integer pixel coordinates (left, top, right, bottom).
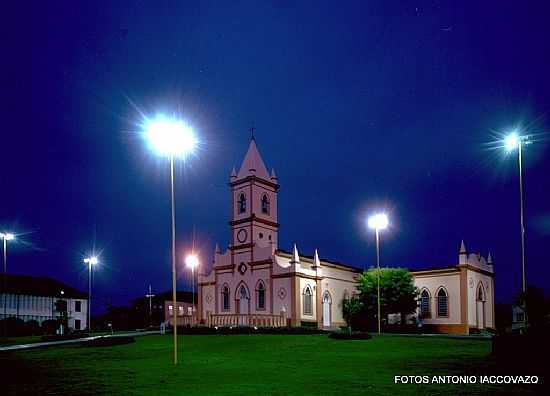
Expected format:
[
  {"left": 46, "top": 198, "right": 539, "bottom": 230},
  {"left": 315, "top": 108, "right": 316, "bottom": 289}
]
[
  {"left": 504, "top": 132, "right": 529, "bottom": 295},
  {"left": 1, "top": 232, "right": 15, "bottom": 325},
  {"left": 83, "top": 256, "right": 98, "bottom": 333},
  {"left": 146, "top": 284, "right": 155, "bottom": 327},
  {"left": 185, "top": 254, "right": 199, "bottom": 325},
  {"left": 143, "top": 115, "right": 198, "bottom": 365},
  {"left": 368, "top": 213, "right": 389, "bottom": 335}
]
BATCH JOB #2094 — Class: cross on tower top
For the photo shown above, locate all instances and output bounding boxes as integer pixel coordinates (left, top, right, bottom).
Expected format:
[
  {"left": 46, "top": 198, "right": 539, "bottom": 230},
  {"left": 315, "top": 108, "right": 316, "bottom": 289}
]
[{"left": 250, "top": 126, "right": 255, "bottom": 141}]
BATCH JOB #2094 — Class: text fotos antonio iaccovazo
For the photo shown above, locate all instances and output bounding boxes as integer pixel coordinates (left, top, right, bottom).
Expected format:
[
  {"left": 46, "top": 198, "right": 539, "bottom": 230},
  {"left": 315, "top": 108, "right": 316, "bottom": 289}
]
[{"left": 394, "top": 375, "right": 539, "bottom": 385}]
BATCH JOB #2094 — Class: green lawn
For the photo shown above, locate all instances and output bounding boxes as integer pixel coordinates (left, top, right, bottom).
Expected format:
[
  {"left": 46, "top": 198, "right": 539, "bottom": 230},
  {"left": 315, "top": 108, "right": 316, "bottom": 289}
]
[{"left": 0, "top": 334, "right": 543, "bottom": 395}]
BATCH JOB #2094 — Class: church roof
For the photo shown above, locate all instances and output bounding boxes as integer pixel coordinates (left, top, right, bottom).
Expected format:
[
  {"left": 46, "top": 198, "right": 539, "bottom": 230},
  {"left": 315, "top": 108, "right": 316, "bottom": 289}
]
[
  {"left": 275, "top": 249, "right": 363, "bottom": 272},
  {"left": 409, "top": 265, "right": 459, "bottom": 274},
  {"left": 0, "top": 273, "right": 87, "bottom": 299},
  {"left": 237, "top": 138, "right": 270, "bottom": 180}
]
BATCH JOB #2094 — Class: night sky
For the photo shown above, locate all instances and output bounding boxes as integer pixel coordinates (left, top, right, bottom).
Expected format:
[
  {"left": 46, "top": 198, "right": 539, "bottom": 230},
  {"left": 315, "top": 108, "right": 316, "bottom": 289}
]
[{"left": 3, "top": 1, "right": 549, "bottom": 313}]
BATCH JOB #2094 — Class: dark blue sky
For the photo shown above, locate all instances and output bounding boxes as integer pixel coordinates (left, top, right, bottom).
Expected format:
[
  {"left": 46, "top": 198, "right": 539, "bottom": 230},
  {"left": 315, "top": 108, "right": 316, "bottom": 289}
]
[{"left": 2, "top": 1, "right": 549, "bottom": 312}]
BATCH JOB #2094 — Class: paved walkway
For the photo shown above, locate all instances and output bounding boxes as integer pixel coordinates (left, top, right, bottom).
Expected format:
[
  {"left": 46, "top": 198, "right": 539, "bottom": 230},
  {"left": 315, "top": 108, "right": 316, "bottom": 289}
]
[{"left": 0, "top": 330, "right": 160, "bottom": 352}]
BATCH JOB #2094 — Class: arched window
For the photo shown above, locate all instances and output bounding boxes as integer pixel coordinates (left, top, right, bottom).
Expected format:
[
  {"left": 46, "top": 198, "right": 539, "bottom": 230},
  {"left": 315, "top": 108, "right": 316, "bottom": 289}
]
[
  {"left": 420, "top": 289, "right": 430, "bottom": 317},
  {"left": 303, "top": 286, "right": 313, "bottom": 315},
  {"left": 261, "top": 194, "right": 270, "bottom": 214},
  {"left": 437, "top": 288, "right": 448, "bottom": 317},
  {"left": 239, "top": 285, "right": 247, "bottom": 300},
  {"left": 238, "top": 193, "right": 246, "bottom": 213},
  {"left": 222, "top": 285, "right": 230, "bottom": 311},
  {"left": 477, "top": 285, "right": 484, "bottom": 301},
  {"left": 256, "top": 281, "right": 265, "bottom": 310}
]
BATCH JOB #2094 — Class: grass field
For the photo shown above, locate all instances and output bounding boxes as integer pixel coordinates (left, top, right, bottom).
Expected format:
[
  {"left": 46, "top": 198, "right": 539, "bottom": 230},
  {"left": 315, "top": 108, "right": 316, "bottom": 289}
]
[{"left": 0, "top": 334, "right": 544, "bottom": 395}]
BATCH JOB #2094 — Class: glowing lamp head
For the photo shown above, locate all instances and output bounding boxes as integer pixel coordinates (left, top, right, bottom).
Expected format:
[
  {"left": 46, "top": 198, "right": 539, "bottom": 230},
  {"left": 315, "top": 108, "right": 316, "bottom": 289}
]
[
  {"left": 185, "top": 254, "right": 199, "bottom": 269},
  {"left": 368, "top": 213, "right": 389, "bottom": 231},
  {"left": 504, "top": 132, "right": 520, "bottom": 152},
  {"left": 144, "top": 115, "right": 197, "bottom": 158},
  {"left": 0, "top": 233, "right": 15, "bottom": 241},
  {"left": 84, "top": 256, "right": 99, "bottom": 266}
]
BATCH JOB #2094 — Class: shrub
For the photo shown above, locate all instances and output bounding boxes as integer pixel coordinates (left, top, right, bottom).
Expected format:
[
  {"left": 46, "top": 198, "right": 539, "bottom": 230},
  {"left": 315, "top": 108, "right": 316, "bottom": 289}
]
[
  {"left": 41, "top": 333, "right": 89, "bottom": 342},
  {"left": 0, "top": 317, "right": 27, "bottom": 336},
  {"left": 41, "top": 319, "right": 61, "bottom": 335}
]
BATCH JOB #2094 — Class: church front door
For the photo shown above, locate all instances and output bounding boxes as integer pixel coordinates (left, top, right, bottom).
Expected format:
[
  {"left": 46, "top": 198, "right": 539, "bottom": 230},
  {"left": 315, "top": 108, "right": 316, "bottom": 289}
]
[{"left": 239, "top": 286, "right": 249, "bottom": 325}]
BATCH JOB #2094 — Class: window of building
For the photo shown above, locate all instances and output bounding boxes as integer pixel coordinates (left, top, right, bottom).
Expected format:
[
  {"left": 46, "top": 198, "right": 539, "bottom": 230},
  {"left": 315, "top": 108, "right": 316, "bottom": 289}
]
[
  {"left": 437, "top": 288, "right": 448, "bottom": 317},
  {"left": 75, "top": 301, "right": 81, "bottom": 312},
  {"left": 168, "top": 305, "right": 173, "bottom": 316},
  {"left": 74, "top": 319, "right": 81, "bottom": 330},
  {"left": 222, "top": 286, "right": 230, "bottom": 310},
  {"left": 238, "top": 193, "right": 246, "bottom": 213},
  {"left": 516, "top": 312, "right": 525, "bottom": 322},
  {"left": 303, "top": 286, "right": 313, "bottom": 315},
  {"left": 261, "top": 194, "right": 270, "bottom": 214},
  {"left": 178, "top": 306, "right": 184, "bottom": 316},
  {"left": 257, "top": 281, "right": 265, "bottom": 310},
  {"left": 477, "top": 285, "right": 484, "bottom": 301},
  {"left": 420, "top": 290, "right": 430, "bottom": 317}
]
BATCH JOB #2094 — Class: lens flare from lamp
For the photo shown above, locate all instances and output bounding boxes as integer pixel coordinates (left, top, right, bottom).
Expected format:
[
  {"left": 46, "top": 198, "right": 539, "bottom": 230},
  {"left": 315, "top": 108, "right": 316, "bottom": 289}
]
[
  {"left": 368, "top": 213, "right": 389, "bottom": 230},
  {"left": 185, "top": 254, "right": 199, "bottom": 269},
  {"left": 0, "top": 233, "right": 15, "bottom": 241},
  {"left": 144, "top": 115, "right": 197, "bottom": 158},
  {"left": 504, "top": 133, "right": 519, "bottom": 152},
  {"left": 84, "top": 256, "right": 99, "bottom": 265}
]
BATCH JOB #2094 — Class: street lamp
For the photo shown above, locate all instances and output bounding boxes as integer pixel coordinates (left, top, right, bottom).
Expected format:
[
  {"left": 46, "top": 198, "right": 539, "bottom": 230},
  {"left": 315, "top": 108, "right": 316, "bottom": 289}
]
[
  {"left": 368, "top": 213, "right": 389, "bottom": 335},
  {"left": 185, "top": 254, "right": 199, "bottom": 325},
  {"left": 503, "top": 131, "right": 530, "bottom": 326},
  {"left": 1, "top": 232, "right": 15, "bottom": 326},
  {"left": 143, "top": 114, "right": 198, "bottom": 365},
  {"left": 83, "top": 256, "right": 98, "bottom": 333}
]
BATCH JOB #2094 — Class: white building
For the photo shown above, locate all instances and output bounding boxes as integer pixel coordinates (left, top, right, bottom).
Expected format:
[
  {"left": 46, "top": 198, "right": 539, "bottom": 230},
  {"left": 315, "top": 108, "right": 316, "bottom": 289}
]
[
  {"left": 0, "top": 274, "right": 88, "bottom": 331},
  {"left": 198, "top": 138, "right": 495, "bottom": 334},
  {"left": 412, "top": 241, "right": 495, "bottom": 333}
]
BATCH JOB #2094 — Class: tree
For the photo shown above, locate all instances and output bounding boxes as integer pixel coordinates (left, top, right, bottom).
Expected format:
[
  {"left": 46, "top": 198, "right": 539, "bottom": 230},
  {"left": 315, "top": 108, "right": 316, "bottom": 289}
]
[
  {"left": 342, "top": 297, "right": 363, "bottom": 334},
  {"left": 357, "top": 267, "right": 418, "bottom": 326},
  {"left": 515, "top": 286, "right": 550, "bottom": 333}
]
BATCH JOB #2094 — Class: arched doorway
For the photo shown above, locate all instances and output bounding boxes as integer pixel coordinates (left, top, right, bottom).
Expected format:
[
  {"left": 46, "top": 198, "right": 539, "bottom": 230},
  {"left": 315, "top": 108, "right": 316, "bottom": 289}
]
[
  {"left": 238, "top": 285, "right": 249, "bottom": 325},
  {"left": 322, "top": 292, "right": 332, "bottom": 328},
  {"left": 476, "top": 284, "right": 485, "bottom": 329}
]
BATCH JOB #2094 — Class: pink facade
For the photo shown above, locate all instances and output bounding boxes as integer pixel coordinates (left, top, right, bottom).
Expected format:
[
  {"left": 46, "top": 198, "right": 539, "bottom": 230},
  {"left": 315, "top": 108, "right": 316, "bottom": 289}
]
[{"left": 198, "top": 139, "right": 360, "bottom": 328}]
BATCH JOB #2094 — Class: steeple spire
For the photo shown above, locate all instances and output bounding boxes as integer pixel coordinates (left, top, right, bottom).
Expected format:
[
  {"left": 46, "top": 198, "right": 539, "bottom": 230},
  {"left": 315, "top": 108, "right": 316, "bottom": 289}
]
[
  {"left": 291, "top": 243, "right": 300, "bottom": 263},
  {"left": 270, "top": 168, "right": 278, "bottom": 182},
  {"left": 487, "top": 252, "right": 493, "bottom": 265},
  {"left": 313, "top": 249, "right": 321, "bottom": 268},
  {"left": 291, "top": 243, "right": 301, "bottom": 271},
  {"left": 459, "top": 240, "right": 468, "bottom": 265},
  {"left": 236, "top": 138, "right": 270, "bottom": 180}
]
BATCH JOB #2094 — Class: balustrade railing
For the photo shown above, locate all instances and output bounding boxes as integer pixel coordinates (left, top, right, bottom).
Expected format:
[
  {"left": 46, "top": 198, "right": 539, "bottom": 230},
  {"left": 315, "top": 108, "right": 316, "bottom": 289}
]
[{"left": 207, "top": 313, "right": 287, "bottom": 328}]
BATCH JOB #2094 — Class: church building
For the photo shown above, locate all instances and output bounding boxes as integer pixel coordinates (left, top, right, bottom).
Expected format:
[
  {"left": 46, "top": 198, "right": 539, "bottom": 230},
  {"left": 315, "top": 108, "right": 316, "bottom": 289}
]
[{"left": 198, "top": 139, "right": 495, "bottom": 333}]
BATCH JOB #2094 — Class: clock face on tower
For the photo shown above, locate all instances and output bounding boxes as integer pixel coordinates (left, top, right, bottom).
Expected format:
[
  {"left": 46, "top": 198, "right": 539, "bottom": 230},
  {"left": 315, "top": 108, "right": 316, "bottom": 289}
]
[{"left": 237, "top": 229, "right": 248, "bottom": 243}]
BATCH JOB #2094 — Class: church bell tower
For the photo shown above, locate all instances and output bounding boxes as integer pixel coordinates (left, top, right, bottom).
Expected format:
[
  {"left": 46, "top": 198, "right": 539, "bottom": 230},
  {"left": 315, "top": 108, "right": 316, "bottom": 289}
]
[{"left": 229, "top": 137, "right": 279, "bottom": 265}]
